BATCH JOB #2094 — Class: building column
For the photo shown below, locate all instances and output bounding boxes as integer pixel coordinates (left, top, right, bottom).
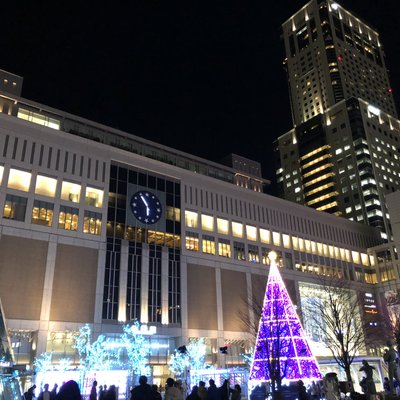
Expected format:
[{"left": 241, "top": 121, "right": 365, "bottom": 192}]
[
  {"left": 37, "top": 237, "right": 58, "bottom": 355},
  {"left": 161, "top": 247, "right": 169, "bottom": 325},
  {"left": 94, "top": 242, "right": 107, "bottom": 330},
  {"left": 246, "top": 271, "right": 255, "bottom": 333},
  {"left": 215, "top": 267, "right": 225, "bottom": 368},
  {"left": 118, "top": 240, "right": 129, "bottom": 322},
  {"left": 180, "top": 257, "right": 188, "bottom": 338},
  {"left": 140, "top": 244, "right": 150, "bottom": 323}
]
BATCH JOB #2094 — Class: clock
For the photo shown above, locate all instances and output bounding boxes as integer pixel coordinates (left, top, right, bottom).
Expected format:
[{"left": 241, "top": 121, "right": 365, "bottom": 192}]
[{"left": 130, "top": 190, "right": 162, "bottom": 224}]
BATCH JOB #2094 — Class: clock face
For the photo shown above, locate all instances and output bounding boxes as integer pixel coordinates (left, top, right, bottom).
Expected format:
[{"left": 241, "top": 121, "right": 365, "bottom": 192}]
[{"left": 130, "top": 191, "right": 162, "bottom": 224}]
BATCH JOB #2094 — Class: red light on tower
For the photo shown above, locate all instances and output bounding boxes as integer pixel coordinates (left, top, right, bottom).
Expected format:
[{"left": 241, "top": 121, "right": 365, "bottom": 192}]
[
  {"left": 337, "top": 55, "right": 343, "bottom": 62},
  {"left": 388, "top": 87, "right": 393, "bottom": 93}
]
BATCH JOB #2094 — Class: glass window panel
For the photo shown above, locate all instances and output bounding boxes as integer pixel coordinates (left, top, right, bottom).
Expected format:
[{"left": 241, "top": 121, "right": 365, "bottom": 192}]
[
  {"left": 185, "top": 211, "right": 198, "bottom": 228},
  {"left": 283, "top": 234, "right": 291, "bottom": 249},
  {"left": 260, "top": 228, "right": 270, "bottom": 244},
  {"left": 35, "top": 175, "right": 57, "bottom": 197},
  {"left": 232, "top": 222, "right": 243, "bottom": 238},
  {"left": 31, "top": 200, "right": 53, "bottom": 227},
  {"left": 85, "top": 187, "right": 104, "bottom": 207},
  {"left": 58, "top": 206, "right": 79, "bottom": 231},
  {"left": 83, "top": 211, "right": 102, "bottom": 235},
  {"left": 217, "top": 218, "right": 229, "bottom": 235},
  {"left": 201, "top": 214, "right": 214, "bottom": 231},
  {"left": 272, "top": 231, "right": 281, "bottom": 246},
  {"left": 61, "top": 181, "right": 81, "bottom": 203},
  {"left": 8, "top": 168, "right": 31, "bottom": 192},
  {"left": 3, "top": 194, "right": 27, "bottom": 221},
  {"left": 352, "top": 251, "right": 360, "bottom": 264},
  {"left": 246, "top": 225, "right": 257, "bottom": 241}
]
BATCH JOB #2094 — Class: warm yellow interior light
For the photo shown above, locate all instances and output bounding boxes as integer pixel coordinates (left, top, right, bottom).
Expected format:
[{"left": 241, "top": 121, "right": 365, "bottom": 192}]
[{"left": 8, "top": 168, "right": 31, "bottom": 192}]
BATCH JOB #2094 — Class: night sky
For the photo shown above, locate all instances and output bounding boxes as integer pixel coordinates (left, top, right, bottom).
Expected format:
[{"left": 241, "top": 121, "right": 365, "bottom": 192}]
[{"left": 1, "top": 1, "right": 399, "bottom": 192}]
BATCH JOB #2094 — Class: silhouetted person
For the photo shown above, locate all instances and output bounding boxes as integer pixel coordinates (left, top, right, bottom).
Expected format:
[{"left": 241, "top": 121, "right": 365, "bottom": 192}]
[
  {"left": 207, "top": 380, "right": 219, "bottom": 400},
  {"left": 165, "top": 378, "right": 181, "bottom": 400},
  {"left": 298, "top": 380, "right": 308, "bottom": 400},
  {"left": 90, "top": 381, "right": 98, "bottom": 400},
  {"left": 56, "top": 381, "right": 81, "bottom": 400},
  {"left": 105, "top": 385, "right": 117, "bottom": 400},
  {"left": 187, "top": 386, "right": 200, "bottom": 400},
  {"left": 50, "top": 384, "right": 58, "bottom": 400},
  {"left": 38, "top": 384, "right": 51, "bottom": 400},
  {"left": 151, "top": 384, "right": 162, "bottom": 400},
  {"left": 130, "top": 376, "right": 153, "bottom": 400},
  {"left": 218, "top": 380, "right": 230, "bottom": 400},
  {"left": 231, "top": 385, "right": 241, "bottom": 400},
  {"left": 25, "top": 385, "right": 37, "bottom": 400},
  {"left": 198, "top": 382, "right": 207, "bottom": 400}
]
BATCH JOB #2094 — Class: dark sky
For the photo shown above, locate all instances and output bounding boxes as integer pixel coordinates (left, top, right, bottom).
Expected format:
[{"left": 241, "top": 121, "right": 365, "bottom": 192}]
[{"left": 1, "top": 1, "right": 399, "bottom": 191}]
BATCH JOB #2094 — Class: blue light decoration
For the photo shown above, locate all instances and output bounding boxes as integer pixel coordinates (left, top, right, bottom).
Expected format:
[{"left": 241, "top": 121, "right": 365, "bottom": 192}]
[{"left": 249, "top": 256, "right": 322, "bottom": 383}]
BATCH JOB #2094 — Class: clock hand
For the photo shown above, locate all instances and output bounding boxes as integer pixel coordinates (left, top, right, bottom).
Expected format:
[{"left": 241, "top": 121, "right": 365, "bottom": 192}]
[{"left": 140, "top": 195, "right": 150, "bottom": 216}]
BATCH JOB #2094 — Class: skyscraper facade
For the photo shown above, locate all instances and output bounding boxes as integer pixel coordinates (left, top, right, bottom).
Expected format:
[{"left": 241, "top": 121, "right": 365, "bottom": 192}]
[{"left": 275, "top": 0, "right": 400, "bottom": 240}]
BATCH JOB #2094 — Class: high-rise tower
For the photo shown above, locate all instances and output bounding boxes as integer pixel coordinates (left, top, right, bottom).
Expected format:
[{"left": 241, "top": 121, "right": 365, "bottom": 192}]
[{"left": 275, "top": 0, "right": 400, "bottom": 240}]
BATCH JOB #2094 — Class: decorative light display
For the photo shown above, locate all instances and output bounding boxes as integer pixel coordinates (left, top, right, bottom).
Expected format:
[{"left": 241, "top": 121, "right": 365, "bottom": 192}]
[
  {"left": 249, "top": 253, "right": 322, "bottom": 383},
  {"left": 169, "top": 338, "right": 208, "bottom": 376},
  {"left": 34, "top": 352, "right": 54, "bottom": 374},
  {"left": 121, "top": 321, "right": 151, "bottom": 376}
]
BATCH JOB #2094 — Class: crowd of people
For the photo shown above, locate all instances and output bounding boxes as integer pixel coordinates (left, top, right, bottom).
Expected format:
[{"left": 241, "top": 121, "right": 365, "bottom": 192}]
[
  {"left": 23, "top": 377, "right": 242, "bottom": 400},
  {"left": 130, "top": 376, "right": 242, "bottom": 400}
]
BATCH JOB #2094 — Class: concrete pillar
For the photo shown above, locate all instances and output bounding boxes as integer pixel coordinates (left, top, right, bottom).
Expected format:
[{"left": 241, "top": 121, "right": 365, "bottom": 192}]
[
  {"left": 118, "top": 240, "right": 129, "bottom": 322},
  {"left": 140, "top": 244, "right": 149, "bottom": 323},
  {"left": 161, "top": 247, "right": 169, "bottom": 325}
]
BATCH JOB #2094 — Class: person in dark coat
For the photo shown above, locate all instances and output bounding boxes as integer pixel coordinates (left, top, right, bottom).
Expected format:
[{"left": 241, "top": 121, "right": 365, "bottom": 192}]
[
  {"left": 231, "top": 384, "right": 241, "bottom": 400},
  {"left": 130, "top": 376, "right": 153, "bottom": 400},
  {"left": 298, "top": 380, "right": 308, "bottom": 400},
  {"left": 187, "top": 386, "right": 200, "bottom": 400},
  {"left": 207, "top": 380, "right": 219, "bottom": 400},
  {"left": 50, "top": 384, "right": 58, "bottom": 400},
  {"left": 56, "top": 380, "right": 81, "bottom": 400},
  {"left": 104, "top": 385, "right": 117, "bottom": 400},
  {"left": 90, "top": 381, "right": 98, "bottom": 400},
  {"left": 151, "top": 384, "right": 162, "bottom": 400},
  {"left": 218, "top": 380, "right": 230, "bottom": 400}
]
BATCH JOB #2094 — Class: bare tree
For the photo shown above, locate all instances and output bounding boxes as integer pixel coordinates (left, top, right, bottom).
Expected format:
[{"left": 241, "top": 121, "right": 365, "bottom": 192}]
[{"left": 301, "top": 276, "right": 367, "bottom": 386}]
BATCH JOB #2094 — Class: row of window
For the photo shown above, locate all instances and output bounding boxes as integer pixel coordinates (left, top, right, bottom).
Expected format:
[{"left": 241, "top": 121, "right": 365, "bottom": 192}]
[
  {"left": 0, "top": 166, "right": 104, "bottom": 207},
  {"left": 185, "top": 229, "right": 371, "bottom": 267},
  {"left": 3, "top": 195, "right": 102, "bottom": 235}
]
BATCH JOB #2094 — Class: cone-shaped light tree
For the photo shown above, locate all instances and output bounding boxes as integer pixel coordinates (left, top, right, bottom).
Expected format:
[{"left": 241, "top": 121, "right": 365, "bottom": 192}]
[{"left": 249, "top": 251, "right": 322, "bottom": 400}]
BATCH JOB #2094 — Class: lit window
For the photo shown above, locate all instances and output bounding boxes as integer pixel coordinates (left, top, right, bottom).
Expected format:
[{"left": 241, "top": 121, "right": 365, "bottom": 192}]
[
  {"left": 234, "top": 242, "right": 246, "bottom": 261},
  {"left": 31, "top": 200, "right": 53, "bottom": 227},
  {"left": 282, "top": 234, "right": 291, "bottom": 249},
  {"left": 3, "top": 194, "right": 27, "bottom": 221},
  {"left": 232, "top": 222, "right": 243, "bottom": 238},
  {"left": 260, "top": 228, "right": 270, "bottom": 244},
  {"left": 83, "top": 211, "right": 102, "bottom": 235},
  {"left": 17, "top": 108, "right": 60, "bottom": 130},
  {"left": 248, "top": 245, "right": 259, "bottom": 263},
  {"left": 305, "top": 240, "right": 311, "bottom": 252},
  {"left": 58, "top": 206, "right": 79, "bottom": 231},
  {"left": 85, "top": 187, "right": 104, "bottom": 207},
  {"left": 202, "top": 235, "right": 215, "bottom": 255},
  {"left": 0, "top": 165, "right": 4, "bottom": 185},
  {"left": 218, "top": 239, "right": 231, "bottom": 258},
  {"left": 246, "top": 225, "right": 257, "bottom": 241},
  {"left": 35, "top": 175, "right": 57, "bottom": 197},
  {"left": 352, "top": 251, "right": 360, "bottom": 264},
  {"left": 272, "top": 231, "right": 281, "bottom": 246},
  {"left": 217, "top": 218, "right": 229, "bottom": 235},
  {"left": 185, "top": 210, "right": 198, "bottom": 228},
  {"left": 317, "top": 242, "right": 323, "bottom": 255},
  {"left": 61, "top": 181, "right": 81, "bottom": 203},
  {"left": 298, "top": 238, "right": 304, "bottom": 251},
  {"left": 185, "top": 232, "right": 199, "bottom": 251},
  {"left": 8, "top": 168, "right": 31, "bottom": 192},
  {"left": 361, "top": 253, "right": 369, "bottom": 266},
  {"left": 201, "top": 214, "right": 214, "bottom": 231},
  {"left": 292, "top": 237, "right": 299, "bottom": 250}
]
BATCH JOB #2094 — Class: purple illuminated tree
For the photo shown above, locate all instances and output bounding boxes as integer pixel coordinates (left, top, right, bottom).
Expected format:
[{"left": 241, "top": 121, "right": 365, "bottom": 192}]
[{"left": 249, "top": 253, "right": 322, "bottom": 399}]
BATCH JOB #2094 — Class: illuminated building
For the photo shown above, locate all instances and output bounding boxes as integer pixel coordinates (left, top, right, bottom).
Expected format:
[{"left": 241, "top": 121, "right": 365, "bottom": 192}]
[
  {"left": 0, "top": 69, "right": 390, "bottom": 387},
  {"left": 275, "top": 0, "right": 400, "bottom": 241}
]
